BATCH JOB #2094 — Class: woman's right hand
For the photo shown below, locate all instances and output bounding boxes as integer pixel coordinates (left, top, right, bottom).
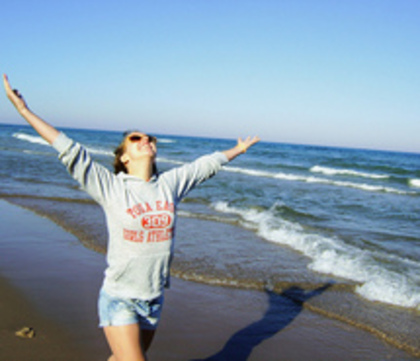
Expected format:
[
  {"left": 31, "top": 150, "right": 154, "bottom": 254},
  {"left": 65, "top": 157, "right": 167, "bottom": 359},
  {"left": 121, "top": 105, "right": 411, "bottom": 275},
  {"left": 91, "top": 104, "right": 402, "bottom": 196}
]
[
  {"left": 3, "top": 74, "right": 29, "bottom": 114},
  {"left": 3, "top": 73, "right": 59, "bottom": 144}
]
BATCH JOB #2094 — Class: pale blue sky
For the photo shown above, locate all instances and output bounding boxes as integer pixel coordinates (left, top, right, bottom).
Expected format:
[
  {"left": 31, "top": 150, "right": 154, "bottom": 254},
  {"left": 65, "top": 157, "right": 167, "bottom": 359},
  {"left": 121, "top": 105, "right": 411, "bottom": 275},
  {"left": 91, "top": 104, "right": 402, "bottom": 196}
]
[{"left": 1, "top": 0, "right": 419, "bottom": 152}]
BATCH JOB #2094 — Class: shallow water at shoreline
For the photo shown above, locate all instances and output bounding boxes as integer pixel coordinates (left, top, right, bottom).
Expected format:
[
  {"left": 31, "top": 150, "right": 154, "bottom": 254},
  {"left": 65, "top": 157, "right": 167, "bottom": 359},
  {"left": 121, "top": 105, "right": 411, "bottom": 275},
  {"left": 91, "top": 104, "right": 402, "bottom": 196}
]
[{"left": 3, "top": 196, "right": 420, "bottom": 358}]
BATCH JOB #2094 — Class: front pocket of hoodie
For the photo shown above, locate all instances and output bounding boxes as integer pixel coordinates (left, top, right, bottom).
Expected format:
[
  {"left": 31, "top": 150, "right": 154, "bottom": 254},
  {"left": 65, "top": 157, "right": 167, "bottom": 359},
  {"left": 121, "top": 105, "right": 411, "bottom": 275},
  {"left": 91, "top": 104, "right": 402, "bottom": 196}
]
[
  {"left": 105, "top": 261, "right": 130, "bottom": 283},
  {"left": 112, "top": 253, "right": 171, "bottom": 294}
]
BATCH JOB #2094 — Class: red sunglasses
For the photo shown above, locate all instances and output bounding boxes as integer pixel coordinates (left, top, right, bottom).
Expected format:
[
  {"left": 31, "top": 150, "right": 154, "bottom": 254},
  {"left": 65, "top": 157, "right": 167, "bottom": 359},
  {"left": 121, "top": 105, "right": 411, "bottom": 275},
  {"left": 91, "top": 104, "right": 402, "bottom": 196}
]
[{"left": 127, "top": 134, "right": 157, "bottom": 144}]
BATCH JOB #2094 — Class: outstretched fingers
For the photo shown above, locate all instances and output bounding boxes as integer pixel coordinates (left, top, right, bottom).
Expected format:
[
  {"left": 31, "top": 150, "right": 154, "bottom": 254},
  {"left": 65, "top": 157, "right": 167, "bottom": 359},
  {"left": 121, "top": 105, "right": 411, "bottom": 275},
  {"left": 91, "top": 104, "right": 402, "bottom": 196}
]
[
  {"left": 3, "top": 74, "right": 28, "bottom": 112},
  {"left": 238, "top": 136, "right": 261, "bottom": 152}
]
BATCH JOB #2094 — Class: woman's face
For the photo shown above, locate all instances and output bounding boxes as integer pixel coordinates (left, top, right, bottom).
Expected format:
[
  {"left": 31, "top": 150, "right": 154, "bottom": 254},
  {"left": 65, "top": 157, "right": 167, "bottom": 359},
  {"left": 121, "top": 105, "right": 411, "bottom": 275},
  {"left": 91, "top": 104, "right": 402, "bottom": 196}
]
[{"left": 121, "top": 132, "right": 157, "bottom": 164}]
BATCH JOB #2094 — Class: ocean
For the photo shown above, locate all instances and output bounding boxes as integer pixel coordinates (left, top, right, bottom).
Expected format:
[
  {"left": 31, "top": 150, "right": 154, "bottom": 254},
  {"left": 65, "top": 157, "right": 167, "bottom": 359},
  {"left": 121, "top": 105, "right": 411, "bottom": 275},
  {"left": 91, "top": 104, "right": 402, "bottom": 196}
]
[{"left": 1, "top": 122, "right": 419, "bottom": 355}]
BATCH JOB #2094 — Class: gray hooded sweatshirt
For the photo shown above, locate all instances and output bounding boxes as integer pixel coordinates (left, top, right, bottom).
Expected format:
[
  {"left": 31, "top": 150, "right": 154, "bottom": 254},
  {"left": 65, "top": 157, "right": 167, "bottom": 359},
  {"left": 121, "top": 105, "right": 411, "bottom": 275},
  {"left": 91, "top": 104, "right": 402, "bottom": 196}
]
[{"left": 53, "top": 132, "right": 228, "bottom": 300}]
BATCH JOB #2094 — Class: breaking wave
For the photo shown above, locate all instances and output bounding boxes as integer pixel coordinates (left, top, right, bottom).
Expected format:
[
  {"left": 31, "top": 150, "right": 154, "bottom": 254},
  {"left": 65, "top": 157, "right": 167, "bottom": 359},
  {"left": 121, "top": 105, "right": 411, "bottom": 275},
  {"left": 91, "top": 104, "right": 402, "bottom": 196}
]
[
  {"left": 211, "top": 201, "right": 420, "bottom": 310},
  {"left": 310, "top": 165, "right": 389, "bottom": 179}
]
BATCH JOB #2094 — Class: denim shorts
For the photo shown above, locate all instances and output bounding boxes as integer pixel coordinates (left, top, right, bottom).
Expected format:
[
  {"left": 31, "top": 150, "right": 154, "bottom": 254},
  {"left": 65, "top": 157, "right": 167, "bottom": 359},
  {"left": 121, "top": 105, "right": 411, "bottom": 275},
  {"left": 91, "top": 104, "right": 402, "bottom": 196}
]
[{"left": 98, "top": 288, "right": 164, "bottom": 330}]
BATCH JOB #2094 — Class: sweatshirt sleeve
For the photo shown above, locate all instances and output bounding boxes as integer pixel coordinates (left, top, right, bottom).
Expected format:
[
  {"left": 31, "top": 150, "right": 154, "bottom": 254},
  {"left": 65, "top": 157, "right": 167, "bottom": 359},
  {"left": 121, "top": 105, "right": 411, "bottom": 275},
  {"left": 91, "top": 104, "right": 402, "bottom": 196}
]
[
  {"left": 162, "top": 152, "right": 229, "bottom": 203},
  {"left": 52, "top": 132, "right": 118, "bottom": 206}
]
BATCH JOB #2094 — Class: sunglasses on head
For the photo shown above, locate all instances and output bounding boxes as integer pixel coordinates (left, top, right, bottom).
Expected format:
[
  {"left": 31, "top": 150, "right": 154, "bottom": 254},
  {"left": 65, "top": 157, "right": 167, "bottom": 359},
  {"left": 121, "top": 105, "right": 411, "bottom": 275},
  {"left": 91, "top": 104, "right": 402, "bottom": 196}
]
[{"left": 127, "top": 134, "right": 157, "bottom": 144}]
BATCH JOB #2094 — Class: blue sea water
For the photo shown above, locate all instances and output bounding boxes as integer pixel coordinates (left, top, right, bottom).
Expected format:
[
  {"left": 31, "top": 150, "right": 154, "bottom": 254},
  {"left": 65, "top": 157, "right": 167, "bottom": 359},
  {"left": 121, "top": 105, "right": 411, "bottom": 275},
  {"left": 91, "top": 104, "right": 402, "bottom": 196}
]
[{"left": 1, "top": 122, "right": 419, "bottom": 354}]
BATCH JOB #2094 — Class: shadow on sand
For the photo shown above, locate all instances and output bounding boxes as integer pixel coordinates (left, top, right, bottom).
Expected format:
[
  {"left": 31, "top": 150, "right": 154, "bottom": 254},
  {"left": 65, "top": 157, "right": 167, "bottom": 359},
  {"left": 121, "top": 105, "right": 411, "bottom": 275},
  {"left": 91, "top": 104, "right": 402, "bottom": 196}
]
[{"left": 191, "top": 283, "right": 331, "bottom": 361}]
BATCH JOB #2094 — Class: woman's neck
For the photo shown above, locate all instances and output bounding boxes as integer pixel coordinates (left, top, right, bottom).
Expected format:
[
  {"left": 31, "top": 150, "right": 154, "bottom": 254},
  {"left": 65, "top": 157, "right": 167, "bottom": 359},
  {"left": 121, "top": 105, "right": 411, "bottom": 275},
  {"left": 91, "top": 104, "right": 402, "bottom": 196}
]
[{"left": 127, "top": 161, "right": 154, "bottom": 181}]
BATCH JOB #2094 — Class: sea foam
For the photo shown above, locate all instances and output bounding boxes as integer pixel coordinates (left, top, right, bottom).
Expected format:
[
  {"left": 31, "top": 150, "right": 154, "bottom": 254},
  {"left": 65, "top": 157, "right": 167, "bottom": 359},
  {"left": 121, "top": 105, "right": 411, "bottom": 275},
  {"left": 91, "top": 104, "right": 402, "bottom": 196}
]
[
  {"left": 212, "top": 201, "right": 420, "bottom": 310},
  {"left": 223, "top": 166, "right": 411, "bottom": 195},
  {"left": 310, "top": 165, "right": 389, "bottom": 179},
  {"left": 13, "top": 132, "right": 49, "bottom": 145},
  {"left": 409, "top": 179, "right": 420, "bottom": 188},
  {"left": 157, "top": 138, "right": 176, "bottom": 144},
  {"left": 14, "top": 132, "right": 114, "bottom": 157}
]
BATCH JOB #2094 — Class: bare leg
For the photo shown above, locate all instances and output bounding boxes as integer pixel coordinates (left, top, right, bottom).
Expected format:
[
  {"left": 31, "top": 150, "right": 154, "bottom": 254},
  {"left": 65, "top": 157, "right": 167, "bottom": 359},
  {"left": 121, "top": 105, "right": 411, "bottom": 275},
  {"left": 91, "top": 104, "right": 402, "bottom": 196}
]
[{"left": 104, "top": 323, "right": 156, "bottom": 361}]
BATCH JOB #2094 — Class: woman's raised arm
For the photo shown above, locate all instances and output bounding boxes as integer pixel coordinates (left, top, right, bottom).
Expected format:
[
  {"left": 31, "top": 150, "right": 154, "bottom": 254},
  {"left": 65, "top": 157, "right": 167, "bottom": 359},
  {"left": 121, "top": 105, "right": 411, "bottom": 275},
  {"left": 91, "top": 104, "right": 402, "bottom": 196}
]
[{"left": 3, "top": 74, "right": 59, "bottom": 144}]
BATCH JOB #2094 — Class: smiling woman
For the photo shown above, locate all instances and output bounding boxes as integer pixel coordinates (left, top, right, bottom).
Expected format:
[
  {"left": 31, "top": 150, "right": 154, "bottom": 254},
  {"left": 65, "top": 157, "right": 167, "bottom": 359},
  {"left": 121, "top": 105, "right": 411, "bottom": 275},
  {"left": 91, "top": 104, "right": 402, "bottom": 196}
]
[
  {"left": 3, "top": 74, "right": 259, "bottom": 361},
  {"left": 112, "top": 131, "right": 159, "bottom": 182}
]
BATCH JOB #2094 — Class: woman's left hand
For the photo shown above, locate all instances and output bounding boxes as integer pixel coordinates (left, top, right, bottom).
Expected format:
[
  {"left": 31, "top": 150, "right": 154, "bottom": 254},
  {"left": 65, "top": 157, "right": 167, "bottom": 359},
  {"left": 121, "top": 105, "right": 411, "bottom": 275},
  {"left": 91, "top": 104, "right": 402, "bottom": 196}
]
[
  {"left": 237, "top": 136, "right": 261, "bottom": 153},
  {"left": 223, "top": 135, "right": 261, "bottom": 161}
]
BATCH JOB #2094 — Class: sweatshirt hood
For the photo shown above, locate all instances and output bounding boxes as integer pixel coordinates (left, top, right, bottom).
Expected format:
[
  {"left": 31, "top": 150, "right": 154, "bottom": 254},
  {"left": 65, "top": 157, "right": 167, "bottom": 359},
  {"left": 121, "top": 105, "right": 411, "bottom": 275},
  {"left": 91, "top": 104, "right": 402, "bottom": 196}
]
[{"left": 117, "top": 172, "right": 158, "bottom": 183}]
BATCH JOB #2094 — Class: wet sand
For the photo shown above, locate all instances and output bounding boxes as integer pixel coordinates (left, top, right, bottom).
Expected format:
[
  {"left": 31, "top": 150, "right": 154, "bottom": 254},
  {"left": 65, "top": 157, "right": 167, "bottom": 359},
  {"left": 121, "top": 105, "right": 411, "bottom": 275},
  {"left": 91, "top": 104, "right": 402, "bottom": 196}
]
[{"left": 0, "top": 200, "right": 416, "bottom": 360}]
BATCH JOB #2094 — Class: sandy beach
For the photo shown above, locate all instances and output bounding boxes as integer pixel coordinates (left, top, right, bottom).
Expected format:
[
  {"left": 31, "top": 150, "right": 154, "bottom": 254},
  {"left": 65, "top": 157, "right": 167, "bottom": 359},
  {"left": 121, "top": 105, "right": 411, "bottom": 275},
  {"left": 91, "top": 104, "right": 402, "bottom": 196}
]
[{"left": 0, "top": 199, "right": 417, "bottom": 361}]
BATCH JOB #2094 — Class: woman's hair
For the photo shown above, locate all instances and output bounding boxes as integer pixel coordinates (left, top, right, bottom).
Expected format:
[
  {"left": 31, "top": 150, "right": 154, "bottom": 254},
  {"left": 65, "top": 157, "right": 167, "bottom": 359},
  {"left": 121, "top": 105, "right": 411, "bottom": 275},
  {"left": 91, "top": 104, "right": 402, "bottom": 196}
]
[
  {"left": 113, "top": 141, "right": 128, "bottom": 174},
  {"left": 113, "top": 132, "right": 158, "bottom": 175}
]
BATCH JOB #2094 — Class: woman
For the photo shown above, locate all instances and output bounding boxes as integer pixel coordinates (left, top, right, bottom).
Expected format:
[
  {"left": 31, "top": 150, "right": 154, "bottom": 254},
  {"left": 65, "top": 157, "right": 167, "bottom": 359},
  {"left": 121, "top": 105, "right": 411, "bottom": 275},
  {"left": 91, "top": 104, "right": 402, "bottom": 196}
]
[{"left": 3, "top": 74, "right": 260, "bottom": 361}]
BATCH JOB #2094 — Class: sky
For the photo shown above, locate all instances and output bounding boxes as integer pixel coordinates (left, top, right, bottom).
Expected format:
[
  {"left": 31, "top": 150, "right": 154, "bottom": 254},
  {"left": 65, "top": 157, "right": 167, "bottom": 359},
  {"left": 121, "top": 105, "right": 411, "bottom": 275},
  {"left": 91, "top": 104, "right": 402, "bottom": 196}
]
[{"left": 1, "top": 0, "right": 419, "bottom": 153}]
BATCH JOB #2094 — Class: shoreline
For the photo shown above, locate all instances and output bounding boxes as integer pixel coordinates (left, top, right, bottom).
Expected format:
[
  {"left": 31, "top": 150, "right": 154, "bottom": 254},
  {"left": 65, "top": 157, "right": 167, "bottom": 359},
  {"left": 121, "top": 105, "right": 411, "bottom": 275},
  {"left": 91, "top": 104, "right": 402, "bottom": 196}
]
[{"left": 0, "top": 199, "right": 417, "bottom": 360}]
